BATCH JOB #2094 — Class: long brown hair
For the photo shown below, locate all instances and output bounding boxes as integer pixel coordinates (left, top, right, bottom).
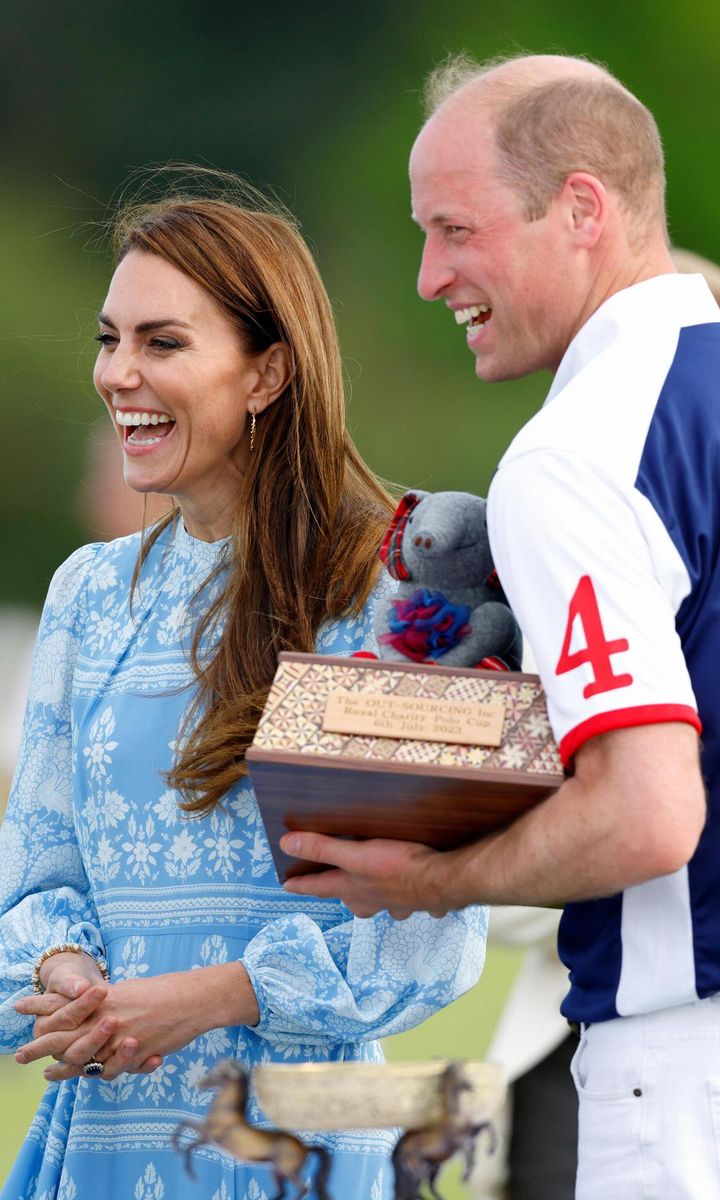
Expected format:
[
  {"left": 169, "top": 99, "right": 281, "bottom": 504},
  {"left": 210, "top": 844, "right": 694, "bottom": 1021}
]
[{"left": 112, "top": 185, "right": 393, "bottom": 815}]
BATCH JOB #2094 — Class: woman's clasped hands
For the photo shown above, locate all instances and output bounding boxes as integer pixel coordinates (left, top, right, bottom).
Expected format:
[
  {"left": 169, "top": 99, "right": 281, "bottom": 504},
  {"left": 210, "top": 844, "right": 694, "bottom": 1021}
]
[
  {"left": 14, "top": 954, "right": 258, "bottom": 1082},
  {"left": 15, "top": 953, "right": 165, "bottom": 1081}
]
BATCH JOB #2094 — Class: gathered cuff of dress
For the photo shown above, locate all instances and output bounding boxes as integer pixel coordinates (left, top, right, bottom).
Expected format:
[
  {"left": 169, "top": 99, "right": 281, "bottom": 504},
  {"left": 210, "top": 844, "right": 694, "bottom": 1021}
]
[
  {"left": 6, "top": 914, "right": 107, "bottom": 993},
  {"left": 240, "top": 954, "right": 282, "bottom": 1041},
  {"left": 33, "top": 922, "right": 107, "bottom": 978},
  {"left": 31, "top": 923, "right": 109, "bottom": 989}
]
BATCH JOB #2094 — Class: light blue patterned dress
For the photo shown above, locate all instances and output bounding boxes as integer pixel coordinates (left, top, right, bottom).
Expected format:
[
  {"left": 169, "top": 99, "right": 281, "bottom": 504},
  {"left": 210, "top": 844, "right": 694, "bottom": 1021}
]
[{"left": 0, "top": 517, "right": 488, "bottom": 1200}]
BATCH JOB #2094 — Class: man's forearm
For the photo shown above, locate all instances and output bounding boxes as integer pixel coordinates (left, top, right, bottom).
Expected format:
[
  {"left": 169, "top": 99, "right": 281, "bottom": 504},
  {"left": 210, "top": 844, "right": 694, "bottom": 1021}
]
[
  {"left": 430, "top": 723, "right": 705, "bottom": 910},
  {"left": 429, "top": 774, "right": 630, "bottom": 910}
]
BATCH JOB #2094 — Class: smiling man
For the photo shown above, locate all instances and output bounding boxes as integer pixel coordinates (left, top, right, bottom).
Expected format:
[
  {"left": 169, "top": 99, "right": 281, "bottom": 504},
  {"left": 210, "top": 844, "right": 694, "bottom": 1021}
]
[{"left": 282, "top": 52, "right": 720, "bottom": 1197}]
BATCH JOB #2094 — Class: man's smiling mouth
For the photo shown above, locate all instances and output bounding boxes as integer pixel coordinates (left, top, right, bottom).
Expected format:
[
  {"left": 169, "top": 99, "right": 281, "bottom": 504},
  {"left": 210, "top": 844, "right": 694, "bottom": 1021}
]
[{"left": 454, "top": 304, "right": 492, "bottom": 328}]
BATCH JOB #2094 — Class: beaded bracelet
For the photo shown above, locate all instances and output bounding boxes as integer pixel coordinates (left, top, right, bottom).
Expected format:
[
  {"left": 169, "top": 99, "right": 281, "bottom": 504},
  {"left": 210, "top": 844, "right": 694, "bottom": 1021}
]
[{"left": 31, "top": 943, "right": 110, "bottom": 994}]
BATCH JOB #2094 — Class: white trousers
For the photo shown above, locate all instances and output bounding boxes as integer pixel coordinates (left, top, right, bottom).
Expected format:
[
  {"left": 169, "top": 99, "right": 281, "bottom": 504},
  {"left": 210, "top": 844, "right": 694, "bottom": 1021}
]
[{"left": 572, "top": 994, "right": 720, "bottom": 1199}]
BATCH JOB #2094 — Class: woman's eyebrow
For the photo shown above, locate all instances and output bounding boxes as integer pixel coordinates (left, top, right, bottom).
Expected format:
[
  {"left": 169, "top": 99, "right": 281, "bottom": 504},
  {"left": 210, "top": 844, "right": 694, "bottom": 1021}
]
[
  {"left": 97, "top": 313, "right": 193, "bottom": 333},
  {"left": 136, "top": 319, "right": 193, "bottom": 333}
]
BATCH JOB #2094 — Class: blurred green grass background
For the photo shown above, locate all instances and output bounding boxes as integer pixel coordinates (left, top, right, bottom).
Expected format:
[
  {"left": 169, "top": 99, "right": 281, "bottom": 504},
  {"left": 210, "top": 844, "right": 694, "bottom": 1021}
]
[{"left": 1, "top": 1, "right": 719, "bottom": 610}]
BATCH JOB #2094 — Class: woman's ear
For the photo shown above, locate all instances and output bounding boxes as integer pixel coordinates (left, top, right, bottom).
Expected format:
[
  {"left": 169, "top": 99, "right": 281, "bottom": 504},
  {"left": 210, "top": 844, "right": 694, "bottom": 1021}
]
[{"left": 250, "top": 343, "right": 291, "bottom": 413}]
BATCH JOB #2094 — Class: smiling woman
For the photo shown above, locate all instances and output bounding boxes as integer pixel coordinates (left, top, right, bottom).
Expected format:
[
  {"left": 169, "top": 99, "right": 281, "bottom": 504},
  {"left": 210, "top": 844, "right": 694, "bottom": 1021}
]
[
  {"left": 0, "top": 179, "right": 488, "bottom": 1200},
  {"left": 94, "top": 249, "right": 285, "bottom": 542}
]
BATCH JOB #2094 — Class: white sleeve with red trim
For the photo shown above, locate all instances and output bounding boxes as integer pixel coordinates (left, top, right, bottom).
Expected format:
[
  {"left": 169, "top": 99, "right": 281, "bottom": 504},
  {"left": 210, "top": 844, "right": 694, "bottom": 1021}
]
[{"left": 487, "top": 448, "right": 700, "bottom": 765}]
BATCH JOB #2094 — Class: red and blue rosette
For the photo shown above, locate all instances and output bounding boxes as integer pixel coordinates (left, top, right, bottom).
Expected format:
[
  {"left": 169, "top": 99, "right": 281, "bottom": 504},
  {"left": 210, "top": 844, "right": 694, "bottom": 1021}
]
[{"left": 378, "top": 588, "right": 472, "bottom": 662}]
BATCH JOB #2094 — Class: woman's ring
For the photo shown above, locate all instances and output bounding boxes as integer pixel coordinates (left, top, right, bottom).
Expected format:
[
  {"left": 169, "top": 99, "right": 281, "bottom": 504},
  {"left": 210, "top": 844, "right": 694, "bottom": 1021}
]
[{"left": 83, "top": 1057, "right": 104, "bottom": 1077}]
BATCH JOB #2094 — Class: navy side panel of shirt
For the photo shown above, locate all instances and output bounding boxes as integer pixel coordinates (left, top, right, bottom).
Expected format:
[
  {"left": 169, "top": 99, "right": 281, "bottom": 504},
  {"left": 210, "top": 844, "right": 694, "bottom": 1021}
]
[
  {"left": 558, "top": 323, "right": 720, "bottom": 1021},
  {"left": 635, "top": 323, "right": 720, "bottom": 1000},
  {"left": 558, "top": 895, "right": 623, "bottom": 1022}
]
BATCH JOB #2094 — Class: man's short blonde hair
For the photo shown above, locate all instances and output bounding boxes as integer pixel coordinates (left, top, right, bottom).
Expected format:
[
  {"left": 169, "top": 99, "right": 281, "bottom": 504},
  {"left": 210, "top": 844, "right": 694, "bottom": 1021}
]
[{"left": 424, "top": 53, "right": 666, "bottom": 236}]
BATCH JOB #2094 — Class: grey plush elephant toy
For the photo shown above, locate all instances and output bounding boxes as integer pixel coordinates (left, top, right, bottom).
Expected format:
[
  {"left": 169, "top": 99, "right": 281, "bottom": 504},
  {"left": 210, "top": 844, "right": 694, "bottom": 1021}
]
[{"left": 372, "top": 490, "right": 522, "bottom": 670}]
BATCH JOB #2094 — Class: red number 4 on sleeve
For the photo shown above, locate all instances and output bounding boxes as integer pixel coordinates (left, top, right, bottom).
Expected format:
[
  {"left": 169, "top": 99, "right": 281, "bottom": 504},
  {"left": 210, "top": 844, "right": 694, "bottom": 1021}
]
[{"left": 555, "top": 575, "right": 633, "bottom": 698}]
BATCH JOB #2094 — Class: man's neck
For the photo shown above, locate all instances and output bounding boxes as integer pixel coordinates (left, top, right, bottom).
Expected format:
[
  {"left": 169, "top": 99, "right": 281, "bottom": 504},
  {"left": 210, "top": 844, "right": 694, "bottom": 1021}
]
[{"left": 563, "top": 237, "right": 675, "bottom": 364}]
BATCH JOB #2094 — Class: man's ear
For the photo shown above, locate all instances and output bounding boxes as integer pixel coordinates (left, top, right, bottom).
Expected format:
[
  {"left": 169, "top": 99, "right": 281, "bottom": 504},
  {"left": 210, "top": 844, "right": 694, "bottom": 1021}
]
[
  {"left": 249, "top": 343, "right": 291, "bottom": 413},
  {"left": 561, "top": 172, "right": 607, "bottom": 249}
]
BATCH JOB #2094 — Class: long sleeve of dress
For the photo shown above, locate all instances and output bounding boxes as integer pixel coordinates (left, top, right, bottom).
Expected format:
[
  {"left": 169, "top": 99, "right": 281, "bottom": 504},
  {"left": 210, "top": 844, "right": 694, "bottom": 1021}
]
[
  {"left": 0, "top": 545, "right": 106, "bottom": 1051},
  {"left": 242, "top": 570, "right": 489, "bottom": 1045},
  {"left": 243, "top": 905, "right": 487, "bottom": 1045}
]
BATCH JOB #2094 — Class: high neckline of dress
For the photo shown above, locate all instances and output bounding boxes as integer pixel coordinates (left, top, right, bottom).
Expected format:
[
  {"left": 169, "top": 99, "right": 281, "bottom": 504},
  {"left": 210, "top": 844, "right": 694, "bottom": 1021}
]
[{"left": 169, "top": 514, "right": 232, "bottom": 568}]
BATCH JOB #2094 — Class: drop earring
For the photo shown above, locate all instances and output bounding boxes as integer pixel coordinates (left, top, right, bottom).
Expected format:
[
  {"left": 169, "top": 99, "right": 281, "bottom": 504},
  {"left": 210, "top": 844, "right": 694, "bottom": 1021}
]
[{"left": 249, "top": 408, "right": 257, "bottom": 453}]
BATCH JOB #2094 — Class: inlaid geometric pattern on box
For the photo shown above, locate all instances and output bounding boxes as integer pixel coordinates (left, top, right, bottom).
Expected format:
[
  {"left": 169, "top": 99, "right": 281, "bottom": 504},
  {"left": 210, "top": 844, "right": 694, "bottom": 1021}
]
[{"left": 254, "top": 658, "right": 563, "bottom": 778}]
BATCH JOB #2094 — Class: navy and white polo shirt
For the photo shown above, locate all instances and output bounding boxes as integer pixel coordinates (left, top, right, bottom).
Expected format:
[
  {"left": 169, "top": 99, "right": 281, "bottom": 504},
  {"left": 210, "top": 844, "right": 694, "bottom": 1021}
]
[{"left": 487, "top": 272, "right": 720, "bottom": 1023}]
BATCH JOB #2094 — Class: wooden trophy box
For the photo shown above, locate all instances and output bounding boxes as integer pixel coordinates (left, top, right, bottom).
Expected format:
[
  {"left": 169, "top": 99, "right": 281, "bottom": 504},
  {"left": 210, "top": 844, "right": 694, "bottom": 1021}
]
[{"left": 246, "top": 653, "right": 564, "bottom": 880}]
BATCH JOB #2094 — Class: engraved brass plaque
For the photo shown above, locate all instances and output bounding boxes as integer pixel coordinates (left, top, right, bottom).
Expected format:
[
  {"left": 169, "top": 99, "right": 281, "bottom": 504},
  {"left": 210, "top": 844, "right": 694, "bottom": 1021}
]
[{"left": 322, "top": 689, "right": 505, "bottom": 747}]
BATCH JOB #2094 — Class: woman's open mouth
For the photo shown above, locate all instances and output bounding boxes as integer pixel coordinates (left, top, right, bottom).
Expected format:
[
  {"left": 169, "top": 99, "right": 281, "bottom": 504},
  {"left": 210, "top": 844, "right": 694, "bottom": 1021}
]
[{"left": 116, "top": 410, "right": 176, "bottom": 449}]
